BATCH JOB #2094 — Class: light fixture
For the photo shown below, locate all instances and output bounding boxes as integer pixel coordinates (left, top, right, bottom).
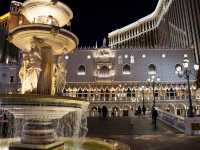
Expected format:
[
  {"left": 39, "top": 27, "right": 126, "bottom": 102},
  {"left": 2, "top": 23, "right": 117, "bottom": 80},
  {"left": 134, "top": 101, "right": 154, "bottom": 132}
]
[
  {"left": 183, "top": 56, "right": 189, "bottom": 68},
  {"left": 142, "top": 54, "right": 146, "bottom": 58},
  {"left": 162, "top": 54, "right": 166, "bottom": 58},
  {"left": 64, "top": 55, "right": 69, "bottom": 60},
  {"left": 194, "top": 64, "right": 199, "bottom": 71},
  {"left": 175, "top": 64, "right": 182, "bottom": 72},
  {"left": 124, "top": 54, "right": 128, "bottom": 59},
  {"left": 87, "top": 55, "right": 91, "bottom": 59}
]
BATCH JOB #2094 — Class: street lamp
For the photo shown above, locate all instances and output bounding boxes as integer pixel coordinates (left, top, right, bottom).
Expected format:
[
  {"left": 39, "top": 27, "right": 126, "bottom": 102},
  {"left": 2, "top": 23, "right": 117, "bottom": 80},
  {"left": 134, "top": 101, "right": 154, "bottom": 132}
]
[
  {"left": 175, "top": 56, "right": 199, "bottom": 117},
  {"left": 140, "top": 86, "right": 145, "bottom": 108},
  {"left": 147, "top": 64, "right": 160, "bottom": 108}
]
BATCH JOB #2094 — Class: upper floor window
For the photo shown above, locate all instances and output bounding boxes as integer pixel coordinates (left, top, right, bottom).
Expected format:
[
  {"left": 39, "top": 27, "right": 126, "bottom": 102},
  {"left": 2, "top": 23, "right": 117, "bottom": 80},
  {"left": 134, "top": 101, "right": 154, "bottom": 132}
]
[
  {"left": 118, "top": 55, "right": 122, "bottom": 64},
  {"left": 148, "top": 64, "right": 156, "bottom": 75},
  {"left": 123, "top": 64, "right": 131, "bottom": 75},
  {"left": 77, "top": 65, "right": 86, "bottom": 76},
  {"left": 130, "top": 55, "right": 134, "bottom": 64},
  {"left": 10, "top": 76, "right": 14, "bottom": 83}
]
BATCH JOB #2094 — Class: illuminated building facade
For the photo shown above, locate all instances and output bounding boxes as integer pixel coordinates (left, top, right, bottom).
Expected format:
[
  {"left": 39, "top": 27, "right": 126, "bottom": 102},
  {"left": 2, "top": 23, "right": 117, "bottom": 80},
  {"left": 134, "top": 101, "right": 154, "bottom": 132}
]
[
  {"left": 108, "top": 0, "right": 200, "bottom": 63},
  {"left": 64, "top": 47, "right": 200, "bottom": 117}
]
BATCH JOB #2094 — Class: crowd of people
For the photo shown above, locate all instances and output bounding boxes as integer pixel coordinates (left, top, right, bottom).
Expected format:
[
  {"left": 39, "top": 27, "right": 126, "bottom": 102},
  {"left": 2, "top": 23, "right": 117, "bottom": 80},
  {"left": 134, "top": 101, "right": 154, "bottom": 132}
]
[{"left": 131, "top": 105, "right": 158, "bottom": 129}]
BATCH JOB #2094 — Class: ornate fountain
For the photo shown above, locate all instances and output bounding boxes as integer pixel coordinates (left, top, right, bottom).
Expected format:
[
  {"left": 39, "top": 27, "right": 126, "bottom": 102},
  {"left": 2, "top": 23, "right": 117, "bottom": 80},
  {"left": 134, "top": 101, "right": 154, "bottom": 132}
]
[{"left": 0, "top": 0, "right": 89, "bottom": 149}]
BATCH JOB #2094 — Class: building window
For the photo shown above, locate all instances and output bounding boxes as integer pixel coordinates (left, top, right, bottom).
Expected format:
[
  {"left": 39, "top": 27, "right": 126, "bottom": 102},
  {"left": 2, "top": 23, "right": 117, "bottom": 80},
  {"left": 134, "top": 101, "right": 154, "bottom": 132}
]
[
  {"left": 10, "top": 76, "right": 14, "bottom": 83},
  {"left": 77, "top": 65, "right": 86, "bottom": 76},
  {"left": 118, "top": 55, "right": 122, "bottom": 64},
  {"left": 123, "top": 64, "right": 131, "bottom": 75},
  {"left": 130, "top": 55, "right": 134, "bottom": 64},
  {"left": 99, "top": 66, "right": 110, "bottom": 77},
  {"left": 148, "top": 64, "right": 156, "bottom": 75}
]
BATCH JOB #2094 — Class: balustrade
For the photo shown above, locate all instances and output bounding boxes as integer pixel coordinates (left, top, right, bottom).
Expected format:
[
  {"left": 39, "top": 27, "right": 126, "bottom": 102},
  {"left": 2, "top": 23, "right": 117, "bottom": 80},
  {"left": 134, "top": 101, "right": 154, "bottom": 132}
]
[{"left": 157, "top": 108, "right": 185, "bottom": 132}]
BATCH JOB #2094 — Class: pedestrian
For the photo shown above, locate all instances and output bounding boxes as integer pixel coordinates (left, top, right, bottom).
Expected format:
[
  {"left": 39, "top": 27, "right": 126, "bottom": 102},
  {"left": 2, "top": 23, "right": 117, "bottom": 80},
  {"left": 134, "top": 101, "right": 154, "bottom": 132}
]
[
  {"left": 142, "top": 105, "right": 146, "bottom": 116},
  {"left": 98, "top": 107, "right": 101, "bottom": 117},
  {"left": 2, "top": 113, "right": 8, "bottom": 138},
  {"left": 111, "top": 111, "right": 114, "bottom": 118},
  {"left": 152, "top": 108, "right": 158, "bottom": 129},
  {"left": 102, "top": 106, "right": 108, "bottom": 119},
  {"left": 137, "top": 106, "right": 142, "bottom": 117}
]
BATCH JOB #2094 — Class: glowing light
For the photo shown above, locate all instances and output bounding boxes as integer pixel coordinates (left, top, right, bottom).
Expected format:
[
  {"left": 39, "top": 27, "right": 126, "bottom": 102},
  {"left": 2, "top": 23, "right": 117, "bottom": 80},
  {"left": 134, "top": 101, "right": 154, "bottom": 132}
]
[
  {"left": 142, "top": 54, "right": 146, "bottom": 58},
  {"left": 194, "top": 64, "right": 199, "bottom": 71},
  {"left": 0, "top": 12, "right": 10, "bottom": 20},
  {"left": 124, "top": 54, "right": 128, "bottom": 59},
  {"left": 65, "top": 55, "right": 69, "bottom": 60},
  {"left": 87, "top": 55, "right": 91, "bottom": 59},
  {"left": 162, "top": 54, "right": 166, "bottom": 58}
]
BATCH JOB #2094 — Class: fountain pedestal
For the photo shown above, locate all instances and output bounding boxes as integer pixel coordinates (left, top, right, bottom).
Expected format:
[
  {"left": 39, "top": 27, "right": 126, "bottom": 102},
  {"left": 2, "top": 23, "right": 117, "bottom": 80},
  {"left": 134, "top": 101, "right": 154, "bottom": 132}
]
[{"left": 10, "top": 120, "right": 64, "bottom": 150}]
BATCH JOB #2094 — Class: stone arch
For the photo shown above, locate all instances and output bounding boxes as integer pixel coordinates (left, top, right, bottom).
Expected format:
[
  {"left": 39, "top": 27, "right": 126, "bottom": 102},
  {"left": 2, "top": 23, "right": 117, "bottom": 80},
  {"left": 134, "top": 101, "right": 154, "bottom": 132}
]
[
  {"left": 102, "top": 105, "right": 108, "bottom": 118},
  {"left": 90, "top": 106, "right": 98, "bottom": 117},
  {"left": 77, "top": 88, "right": 83, "bottom": 98},
  {"left": 112, "top": 106, "right": 120, "bottom": 117},
  {"left": 176, "top": 103, "right": 187, "bottom": 117},
  {"left": 122, "top": 105, "right": 130, "bottom": 117},
  {"left": 167, "top": 103, "right": 176, "bottom": 114}
]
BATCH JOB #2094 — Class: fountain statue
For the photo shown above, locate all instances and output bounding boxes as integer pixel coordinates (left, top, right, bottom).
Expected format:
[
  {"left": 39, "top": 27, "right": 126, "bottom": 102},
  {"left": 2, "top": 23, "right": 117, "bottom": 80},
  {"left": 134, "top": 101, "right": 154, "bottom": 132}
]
[{"left": 0, "top": 0, "right": 90, "bottom": 150}]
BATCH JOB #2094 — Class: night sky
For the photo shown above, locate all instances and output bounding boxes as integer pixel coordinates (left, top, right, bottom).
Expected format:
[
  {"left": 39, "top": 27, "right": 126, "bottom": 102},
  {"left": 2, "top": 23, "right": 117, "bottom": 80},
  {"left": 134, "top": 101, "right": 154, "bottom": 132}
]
[{"left": 0, "top": 0, "right": 158, "bottom": 47}]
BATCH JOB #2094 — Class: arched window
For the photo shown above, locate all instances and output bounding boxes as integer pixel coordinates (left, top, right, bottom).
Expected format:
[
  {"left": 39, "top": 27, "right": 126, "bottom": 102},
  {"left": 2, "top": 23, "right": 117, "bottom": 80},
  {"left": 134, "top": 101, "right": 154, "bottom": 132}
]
[
  {"left": 77, "top": 65, "right": 86, "bottom": 75},
  {"left": 148, "top": 64, "right": 156, "bottom": 75},
  {"left": 99, "top": 66, "right": 110, "bottom": 77},
  {"left": 118, "top": 55, "right": 122, "bottom": 64},
  {"left": 77, "top": 89, "right": 82, "bottom": 98},
  {"left": 123, "top": 64, "right": 131, "bottom": 75},
  {"left": 127, "top": 88, "right": 131, "bottom": 97}
]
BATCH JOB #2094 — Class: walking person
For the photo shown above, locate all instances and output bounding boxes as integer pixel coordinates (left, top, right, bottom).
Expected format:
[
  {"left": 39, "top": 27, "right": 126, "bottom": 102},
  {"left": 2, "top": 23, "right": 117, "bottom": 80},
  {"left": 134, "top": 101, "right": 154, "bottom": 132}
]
[
  {"left": 2, "top": 113, "right": 8, "bottom": 138},
  {"left": 142, "top": 105, "right": 146, "bottom": 116},
  {"left": 137, "top": 106, "right": 142, "bottom": 118},
  {"left": 152, "top": 107, "right": 158, "bottom": 129}
]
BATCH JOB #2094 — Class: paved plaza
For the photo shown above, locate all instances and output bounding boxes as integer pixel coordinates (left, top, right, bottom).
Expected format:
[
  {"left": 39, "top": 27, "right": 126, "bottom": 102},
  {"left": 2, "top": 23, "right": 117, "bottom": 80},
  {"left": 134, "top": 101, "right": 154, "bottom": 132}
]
[{"left": 87, "top": 116, "right": 200, "bottom": 150}]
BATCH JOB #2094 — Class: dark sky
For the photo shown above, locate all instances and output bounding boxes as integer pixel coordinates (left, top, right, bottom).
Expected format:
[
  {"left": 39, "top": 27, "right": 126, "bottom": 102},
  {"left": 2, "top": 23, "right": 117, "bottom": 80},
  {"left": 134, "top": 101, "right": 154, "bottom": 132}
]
[{"left": 0, "top": 0, "right": 158, "bottom": 47}]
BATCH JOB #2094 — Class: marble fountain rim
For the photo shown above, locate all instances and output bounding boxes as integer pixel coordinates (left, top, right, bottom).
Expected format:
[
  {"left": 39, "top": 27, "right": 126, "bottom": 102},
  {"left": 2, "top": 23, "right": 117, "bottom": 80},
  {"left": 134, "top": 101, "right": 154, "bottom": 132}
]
[
  {"left": 8, "top": 24, "right": 79, "bottom": 55},
  {"left": 22, "top": 0, "right": 73, "bottom": 27},
  {"left": 0, "top": 94, "right": 89, "bottom": 108}
]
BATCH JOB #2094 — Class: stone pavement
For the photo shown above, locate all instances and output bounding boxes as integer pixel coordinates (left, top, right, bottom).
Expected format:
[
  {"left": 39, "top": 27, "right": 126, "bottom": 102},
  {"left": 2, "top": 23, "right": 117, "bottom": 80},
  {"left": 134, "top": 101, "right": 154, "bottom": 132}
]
[{"left": 87, "top": 116, "right": 200, "bottom": 150}]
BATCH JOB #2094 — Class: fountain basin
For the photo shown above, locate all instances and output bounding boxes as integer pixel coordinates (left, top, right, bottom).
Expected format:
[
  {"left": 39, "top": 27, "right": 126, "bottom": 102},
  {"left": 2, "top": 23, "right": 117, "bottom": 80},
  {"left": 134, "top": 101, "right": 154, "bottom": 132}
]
[
  {"left": 22, "top": 0, "right": 73, "bottom": 27},
  {"left": 0, "top": 138, "right": 113, "bottom": 150},
  {"left": 9, "top": 24, "right": 79, "bottom": 55},
  {"left": 0, "top": 94, "right": 87, "bottom": 120},
  {"left": 0, "top": 95, "right": 89, "bottom": 147}
]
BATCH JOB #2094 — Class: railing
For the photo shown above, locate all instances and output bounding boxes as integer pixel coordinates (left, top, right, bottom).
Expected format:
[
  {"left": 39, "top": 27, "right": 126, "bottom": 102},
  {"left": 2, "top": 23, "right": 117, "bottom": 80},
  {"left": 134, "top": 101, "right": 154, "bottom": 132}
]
[
  {"left": 157, "top": 108, "right": 185, "bottom": 132},
  {"left": 0, "top": 83, "right": 21, "bottom": 94},
  {"left": 64, "top": 92, "right": 197, "bottom": 102}
]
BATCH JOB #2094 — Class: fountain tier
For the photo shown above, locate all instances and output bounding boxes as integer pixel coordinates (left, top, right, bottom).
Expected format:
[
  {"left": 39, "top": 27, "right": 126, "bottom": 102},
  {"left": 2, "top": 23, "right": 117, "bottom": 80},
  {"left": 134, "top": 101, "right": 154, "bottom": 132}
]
[
  {"left": 9, "top": 24, "right": 78, "bottom": 55},
  {"left": 22, "top": 0, "right": 73, "bottom": 27}
]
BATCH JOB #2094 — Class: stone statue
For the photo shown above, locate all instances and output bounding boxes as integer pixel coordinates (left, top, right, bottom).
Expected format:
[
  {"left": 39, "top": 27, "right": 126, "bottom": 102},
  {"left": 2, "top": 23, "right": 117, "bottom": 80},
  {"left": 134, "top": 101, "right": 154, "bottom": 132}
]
[
  {"left": 53, "top": 56, "right": 66, "bottom": 95},
  {"left": 19, "top": 38, "right": 42, "bottom": 94}
]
